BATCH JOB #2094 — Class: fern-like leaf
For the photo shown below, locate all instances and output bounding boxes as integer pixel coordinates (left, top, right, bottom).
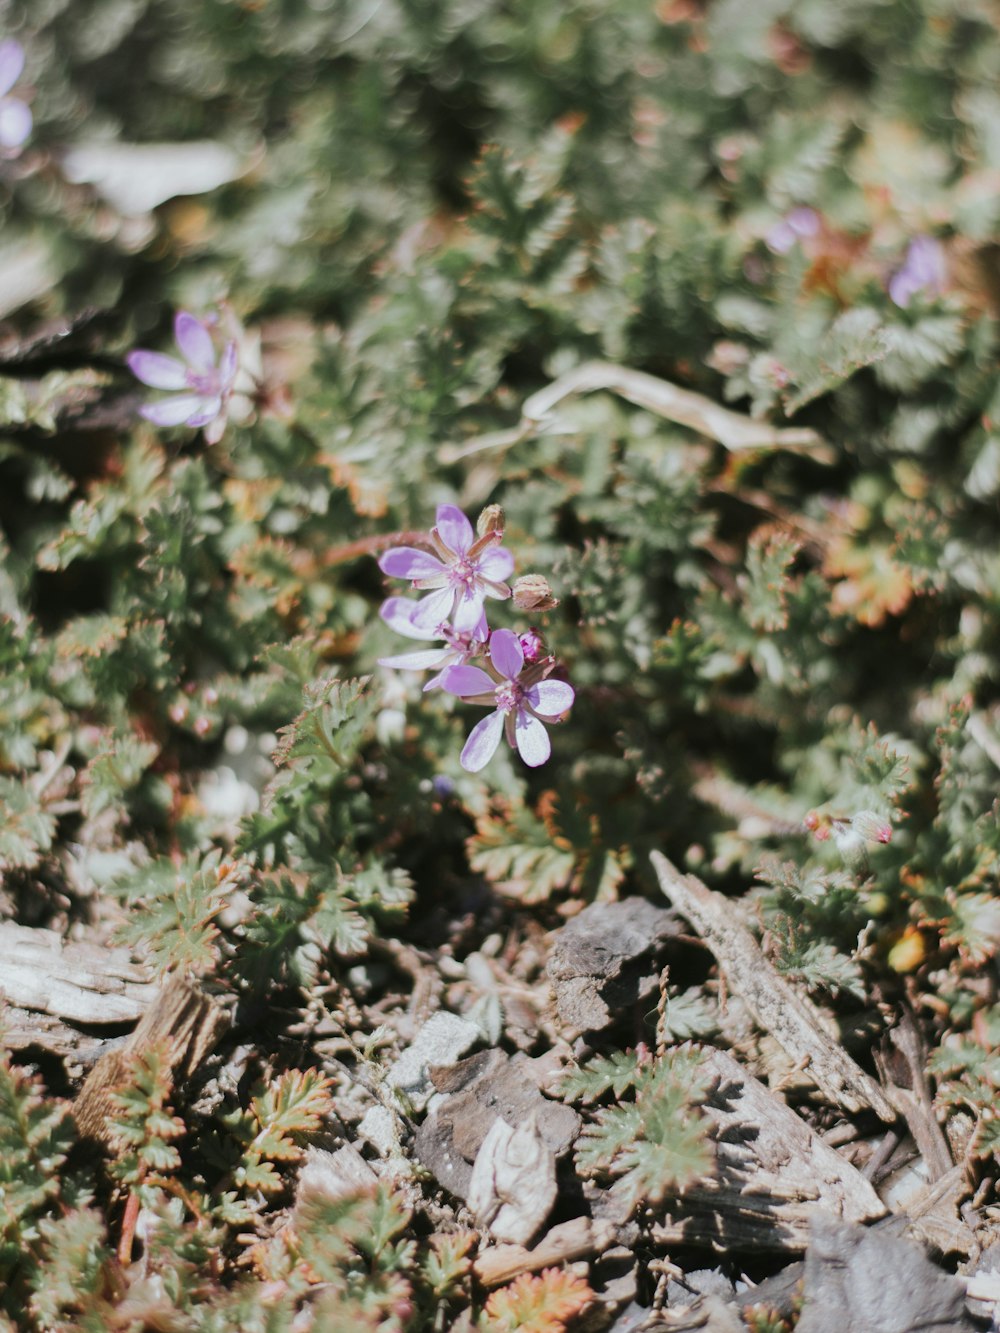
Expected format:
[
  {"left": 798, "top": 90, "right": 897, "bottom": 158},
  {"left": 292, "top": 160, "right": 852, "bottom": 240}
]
[{"left": 482, "top": 1266, "right": 593, "bottom": 1332}]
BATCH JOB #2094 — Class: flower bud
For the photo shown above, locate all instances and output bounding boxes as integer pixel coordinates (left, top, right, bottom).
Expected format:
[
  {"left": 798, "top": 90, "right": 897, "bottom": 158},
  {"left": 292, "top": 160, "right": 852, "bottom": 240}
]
[
  {"left": 512, "top": 574, "right": 559, "bottom": 612},
  {"left": 477, "top": 504, "right": 505, "bottom": 541},
  {"left": 519, "top": 628, "right": 545, "bottom": 662}
]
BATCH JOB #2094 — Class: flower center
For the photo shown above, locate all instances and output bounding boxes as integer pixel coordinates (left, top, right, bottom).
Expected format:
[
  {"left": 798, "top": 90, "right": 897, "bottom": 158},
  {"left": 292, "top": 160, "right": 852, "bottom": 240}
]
[
  {"left": 186, "top": 369, "right": 221, "bottom": 396},
  {"left": 495, "top": 680, "right": 523, "bottom": 713},
  {"left": 447, "top": 557, "right": 479, "bottom": 593}
]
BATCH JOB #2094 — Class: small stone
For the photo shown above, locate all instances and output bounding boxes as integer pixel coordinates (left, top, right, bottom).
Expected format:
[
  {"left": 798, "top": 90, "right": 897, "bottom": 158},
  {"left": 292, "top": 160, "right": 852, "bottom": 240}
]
[{"left": 385, "top": 1010, "right": 481, "bottom": 1111}]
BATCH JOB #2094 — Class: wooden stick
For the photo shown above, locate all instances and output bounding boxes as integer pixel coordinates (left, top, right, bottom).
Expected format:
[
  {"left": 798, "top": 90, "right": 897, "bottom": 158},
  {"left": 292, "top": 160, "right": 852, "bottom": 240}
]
[
  {"left": 441, "top": 361, "right": 833, "bottom": 463},
  {"left": 472, "top": 1216, "right": 617, "bottom": 1287},
  {"left": 650, "top": 851, "right": 896, "bottom": 1122}
]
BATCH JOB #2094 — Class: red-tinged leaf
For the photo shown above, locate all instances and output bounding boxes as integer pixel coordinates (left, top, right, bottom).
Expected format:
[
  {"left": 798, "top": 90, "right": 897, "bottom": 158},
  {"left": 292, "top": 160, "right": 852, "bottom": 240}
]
[{"left": 482, "top": 1267, "right": 593, "bottom": 1332}]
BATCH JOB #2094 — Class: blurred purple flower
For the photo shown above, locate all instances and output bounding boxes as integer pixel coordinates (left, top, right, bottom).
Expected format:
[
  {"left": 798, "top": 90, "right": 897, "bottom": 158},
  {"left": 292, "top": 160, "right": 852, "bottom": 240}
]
[
  {"left": 889, "top": 235, "right": 947, "bottom": 309},
  {"left": 378, "top": 504, "right": 513, "bottom": 634},
  {"left": 766, "top": 206, "right": 820, "bottom": 255},
  {"left": 378, "top": 595, "right": 488, "bottom": 690},
  {"left": 128, "top": 311, "right": 238, "bottom": 443},
  {"left": 0, "top": 40, "right": 31, "bottom": 153},
  {"left": 442, "top": 627, "right": 574, "bottom": 771}
]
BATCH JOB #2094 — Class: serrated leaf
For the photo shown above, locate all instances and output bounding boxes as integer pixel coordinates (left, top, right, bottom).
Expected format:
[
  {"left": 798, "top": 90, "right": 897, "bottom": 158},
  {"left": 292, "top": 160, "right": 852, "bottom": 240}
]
[
  {"left": 740, "top": 529, "right": 801, "bottom": 633},
  {"left": 0, "top": 777, "right": 56, "bottom": 871},
  {"left": 560, "top": 1050, "right": 642, "bottom": 1104},
  {"left": 483, "top": 1266, "right": 593, "bottom": 1332}
]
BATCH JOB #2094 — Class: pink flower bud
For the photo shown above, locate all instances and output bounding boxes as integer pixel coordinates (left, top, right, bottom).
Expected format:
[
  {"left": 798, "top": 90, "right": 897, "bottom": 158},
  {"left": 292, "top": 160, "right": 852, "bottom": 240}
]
[{"left": 519, "top": 628, "right": 545, "bottom": 662}]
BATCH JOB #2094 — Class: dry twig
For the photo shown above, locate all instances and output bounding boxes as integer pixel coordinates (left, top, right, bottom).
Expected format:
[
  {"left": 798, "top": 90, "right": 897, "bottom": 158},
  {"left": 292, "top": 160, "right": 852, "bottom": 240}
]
[
  {"left": 440, "top": 360, "right": 833, "bottom": 463},
  {"left": 650, "top": 851, "right": 896, "bottom": 1122}
]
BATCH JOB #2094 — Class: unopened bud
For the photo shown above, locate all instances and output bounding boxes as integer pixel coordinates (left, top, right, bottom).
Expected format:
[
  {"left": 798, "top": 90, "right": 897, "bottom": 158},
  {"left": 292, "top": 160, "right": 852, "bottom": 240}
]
[
  {"left": 519, "top": 628, "right": 545, "bottom": 662},
  {"left": 477, "top": 504, "right": 505, "bottom": 540},
  {"left": 852, "top": 810, "right": 893, "bottom": 844},
  {"left": 512, "top": 574, "right": 559, "bottom": 612}
]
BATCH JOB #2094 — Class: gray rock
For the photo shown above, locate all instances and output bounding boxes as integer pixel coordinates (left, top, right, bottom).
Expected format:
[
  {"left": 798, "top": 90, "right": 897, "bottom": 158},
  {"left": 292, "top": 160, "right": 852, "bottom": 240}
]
[{"left": 546, "top": 898, "right": 680, "bottom": 1032}]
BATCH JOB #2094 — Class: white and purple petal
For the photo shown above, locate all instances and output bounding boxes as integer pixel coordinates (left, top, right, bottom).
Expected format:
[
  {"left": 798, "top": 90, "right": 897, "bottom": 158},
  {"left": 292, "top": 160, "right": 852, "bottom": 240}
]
[
  {"left": 0, "top": 98, "right": 30, "bottom": 149},
  {"left": 450, "top": 588, "right": 487, "bottom": 633},
  {"left": 440, "top": 665, "right": 495, "bottom": 697},
  {"left": 0, "top": 40, "right": 24, "bottom": 98},
  {"left": 380, "top": 596, "right": 439, "bottom": 641},
  {"left": 139, "top": 393, "right": 209, "bottom": 427},
  {"left": 435, "top": 503, "right": 474, "bottom": 556},
  {"left": 460, "top": 709, "right": 505, "bottom": 772},
  {"left": 219, "top": 339, "right": 239, "bottom": 392},
  {"left": 409, "top": 586, "right": 457, "bottom": 632},
  {"left": 529, "top": 679, "right": 575, "bottom": 717},
  {"left": 477, "top": 546, "right": 515, "bottom": 583},
  {"left": 514, "top": 710, "right": 551, "bottom": 767},
  {"left": 378, "top": 647, "right": 450, "bottom": 671},
  {"left": 174, "top": 311, "right": 216, "bottom": 372},
  {"left": 378, "top": 547, "right": 447, "bottom": 581},
  {"left": 127, "top": 349, "right": 189, "bottom": 390},
  {"left": 185, "top": 398, "right": 223, "bottom": 428},
  {"left": 489, "top": 628, "right": 524, "bottom": 681}
]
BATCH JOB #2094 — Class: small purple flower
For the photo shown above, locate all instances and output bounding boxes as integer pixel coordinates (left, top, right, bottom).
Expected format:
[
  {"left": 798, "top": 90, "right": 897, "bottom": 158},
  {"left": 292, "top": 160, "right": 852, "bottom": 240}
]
[
  {"left": 0, "top": 40, "right": 31, "bottom": 154},
  {"left": 766, "top": 206, "right": 820, "bottom": 255},
  {"left": 127, "top": 311, "right": 238, "bottom": 444},
  {"left": 889, "top": 235, "right": 947, "bottom": 309},
  {"left": 378, "top": 595, "right": 488, "bottom": 690},
  {"left": 442, "top": 628, "right": 574, "bottom": 772},
  {"left": 378, "top": 504, "right": 514, "bottom": 634}
]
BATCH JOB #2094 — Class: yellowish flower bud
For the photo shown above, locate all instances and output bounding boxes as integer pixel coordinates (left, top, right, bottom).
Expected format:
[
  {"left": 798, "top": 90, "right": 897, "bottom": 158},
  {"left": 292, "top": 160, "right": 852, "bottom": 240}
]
[{"left": 476, "top": 504, "right": 505, "bottom": 540}]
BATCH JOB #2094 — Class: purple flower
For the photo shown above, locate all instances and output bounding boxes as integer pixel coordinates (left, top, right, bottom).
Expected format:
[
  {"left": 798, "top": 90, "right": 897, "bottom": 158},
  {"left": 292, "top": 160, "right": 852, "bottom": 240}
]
[
  {"left": 442, "top": 628, "right": 574, "bottom": 771},
  {"left": 377, "top": 595, "right": 488, "bottom": 690},
  {"left": 127, "top": 311, "right": 238, "bottom": 444},
  {"left": 0, "top": 40, "right": 31, "bottom": 154},
  {"left": 765, "top": 206, "right": 820, "bottom": 255},
  {"left": 889, "top": 235, "right": 947, "bottom": 309},
  {"left": 378, "top": 504, "right": 514, "bottom": 634}
]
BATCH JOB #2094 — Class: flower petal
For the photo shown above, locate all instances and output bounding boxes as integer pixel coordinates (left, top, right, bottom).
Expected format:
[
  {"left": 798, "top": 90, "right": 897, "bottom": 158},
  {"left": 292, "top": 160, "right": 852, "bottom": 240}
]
[
  {"left": 451, "top": 589, "right": 487, "bottom": 632},
  {"left": 127, "top": 350, "right": 189, "bottom": 390},
  {"left": 530, "top": 679, "right": 575, "bottom": 717},
  {"left": 460, "top": 709, "right": 505, "bottom": 772},
  {"left": 219, "top": 339, "right": 239, "bottom": 391},
  {"left": 0, "top": 41, "right": 25, "bottom": 98},
  {"left": 185, "top": 398, "right": 223, "bottom": 428},
  {"left": 174, "top": 311, "right": 216, "bottom": 372},
  {"left": 379, "top": 546, "right": 446, "bottom": 580},
  {"left": 0, "top": 98, "right": 30, "bottom": 149},
  {"left": 203, "top": 415, "right": 227, "bottom": 444},
  {"left": 380, "top": 596, "right": 438, "bottom": 641},
  {"left": 378, "top": 648, "right": 449, "bottom": 671},
  {"left": 440, "top": 665, "right": 495, "bottom": 697},
  {"left": 477, "top": 546, "right": 514, "bottom": 582},
  {"left": 139, "top": 393, "right": 207, "bottom": 427},
  {"left": 435, "top": 504, "right": 474, "bottom": 555},
  {"left": 514, "top": 710, "right": 551, "bottom": 767},
  {"left": 408, "top": 586, "right": 456, "bottom": 631},
  {"left": 489, "top": 628, "right": 524, "bottom": 681}
]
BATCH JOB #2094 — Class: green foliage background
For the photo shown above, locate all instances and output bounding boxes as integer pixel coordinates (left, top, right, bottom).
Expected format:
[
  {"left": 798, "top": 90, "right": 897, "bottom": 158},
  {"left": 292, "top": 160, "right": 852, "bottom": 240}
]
[{"left": 4, "top": 0, "right": 1000, "bottom": 1324}]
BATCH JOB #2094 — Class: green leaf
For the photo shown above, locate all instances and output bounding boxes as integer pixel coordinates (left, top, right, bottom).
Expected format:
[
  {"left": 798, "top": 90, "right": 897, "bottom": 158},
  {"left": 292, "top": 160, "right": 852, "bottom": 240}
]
[
  {"left": 0, "top": 777, "right": 55, "bottom": 871},
  {"left": 560, "top": 1050, "right": 643, "bottom": 1104}
]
